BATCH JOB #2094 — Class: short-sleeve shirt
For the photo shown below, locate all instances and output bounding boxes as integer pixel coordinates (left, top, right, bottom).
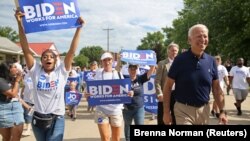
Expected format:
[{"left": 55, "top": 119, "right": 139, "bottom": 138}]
[
  {"left": 229, "top": 66, "right": 250, "bottom": 89},
  {"left": 94, "top": 69, "right": 125, "bottom": 115},
  {"left": 168, "top": 49, "right": 218, "bottom": 106},
  {"left": 0, "top": 78, "right": 11, "bottom": 102},
  {"left": 217, "top": 65, "right": 228, "bottom": 88},
  {"left": 29, "top": 60, "right": 69, "bottom": 115},
  {"left": 124, "top": 73, "right": 149, "bottom": 110}
]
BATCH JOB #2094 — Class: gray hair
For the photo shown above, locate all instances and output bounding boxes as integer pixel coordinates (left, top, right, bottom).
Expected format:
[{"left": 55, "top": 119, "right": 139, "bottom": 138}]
[
  {"left": 167, "top": 43, "right": 179, "bottom": 51},
  {"left": 188, "top": 24, "right": 209, "bottom": 37}
]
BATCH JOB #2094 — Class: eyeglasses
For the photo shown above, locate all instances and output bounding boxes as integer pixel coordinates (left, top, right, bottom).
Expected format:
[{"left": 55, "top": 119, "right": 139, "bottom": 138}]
[{"left": 196, "top": 61, "right": 200, "bottom": 70}]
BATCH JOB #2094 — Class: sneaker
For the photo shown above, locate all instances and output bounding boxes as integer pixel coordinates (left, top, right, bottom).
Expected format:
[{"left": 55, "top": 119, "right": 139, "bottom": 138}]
[
  {"left": 234, "top": 103, "right": 242, "bottom": 115},
  {"left": 234, "top": 103, "right": 237, "bottom": 107},
  {"left": 22, "top": 130, "right": 31, "bottom": 136},
  {"left": 151, "top": 115, "right": 156, "bottom": 120},
  {"left": 215, "top": 113, "right": 220, "bottom": 118},
  {"left": 72, "top": 117, "right": 76, "bottom": 121},
  {"left": 211, "top": 110, "right": 215, "bottom": 116},
  {"left": 237, "top": 110, "right": 242, "bottom": 116}
]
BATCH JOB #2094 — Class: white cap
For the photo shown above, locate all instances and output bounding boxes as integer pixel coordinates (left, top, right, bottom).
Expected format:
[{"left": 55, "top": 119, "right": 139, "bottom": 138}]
[{"left": 101, "top": 52, "right": 113, "bottom": 60}]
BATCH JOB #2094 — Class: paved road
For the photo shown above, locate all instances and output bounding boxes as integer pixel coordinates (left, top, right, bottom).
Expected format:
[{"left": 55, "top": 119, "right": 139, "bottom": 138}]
[{"left": 1, "top": 94, "right": 250, "bottom": 141}]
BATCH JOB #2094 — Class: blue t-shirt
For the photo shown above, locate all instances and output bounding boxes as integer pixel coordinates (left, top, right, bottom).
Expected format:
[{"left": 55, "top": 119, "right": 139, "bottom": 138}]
[{"left": 168, "top": 49, "right": 218, "bottom": 106}]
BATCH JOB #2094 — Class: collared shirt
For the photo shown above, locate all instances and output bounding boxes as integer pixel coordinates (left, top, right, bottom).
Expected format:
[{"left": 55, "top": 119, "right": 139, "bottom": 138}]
[
  {"left": 168, "top": 57, "right": 174, "bottom": 66},
  {"left": 168, "top": 49, "right": 218, "bottom": 106}
]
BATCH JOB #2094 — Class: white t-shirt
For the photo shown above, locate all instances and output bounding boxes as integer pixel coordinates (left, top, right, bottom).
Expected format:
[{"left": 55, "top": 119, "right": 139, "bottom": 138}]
[
  {"left": 29, "top": 60, "right": 69, "bottom": 115},
  {"left": 217, "top": 65, "right": 228, "bottom": 88},
  {"left": 23, "top": 72, "right": 34, "bottom": 104},
  {"left": 94, "top": 69, "right": 124, "bottom": 115},
  {"left": 230, "top": 66, "right": 250, "bottom": 89}
]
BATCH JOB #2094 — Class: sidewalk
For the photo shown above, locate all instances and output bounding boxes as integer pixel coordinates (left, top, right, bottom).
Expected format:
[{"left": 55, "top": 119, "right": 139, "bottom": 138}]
[{"left": 2, "top": 94, "right": 250, "bottom": 141}]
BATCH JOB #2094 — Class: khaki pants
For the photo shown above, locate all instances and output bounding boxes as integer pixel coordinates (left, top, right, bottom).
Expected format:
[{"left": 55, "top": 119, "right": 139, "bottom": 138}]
[{"left": 174, "top": 101, "right": 210, "bottom": 125}]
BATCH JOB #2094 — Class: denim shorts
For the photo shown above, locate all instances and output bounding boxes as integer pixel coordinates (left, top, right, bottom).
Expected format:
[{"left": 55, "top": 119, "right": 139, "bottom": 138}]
[{"left": 0, "top": 101, "right": 24, "bottom": 128}]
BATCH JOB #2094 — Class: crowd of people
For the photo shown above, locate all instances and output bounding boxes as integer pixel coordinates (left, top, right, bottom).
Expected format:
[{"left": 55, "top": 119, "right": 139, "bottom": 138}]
[{"left": 0, "top": 10, "right": 249, "bottom": 141}]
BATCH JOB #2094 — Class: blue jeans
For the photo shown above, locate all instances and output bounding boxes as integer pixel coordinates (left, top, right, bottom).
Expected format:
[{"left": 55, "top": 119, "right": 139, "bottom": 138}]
[
  {"left": 23, "top": 102, "right": 34, "bottom": 124},
  {"left": 123, "top": 106, "right": 144, "bottom": 141},
  {"left": 32, "top": 115, "right": 65, "bottom": 141}
]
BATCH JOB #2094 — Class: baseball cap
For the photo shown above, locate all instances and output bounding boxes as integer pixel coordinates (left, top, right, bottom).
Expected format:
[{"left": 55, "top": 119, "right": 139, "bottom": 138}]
[
  {"left": 90, "top": 61, "right": 98, "bottom": 65},
  {"left": 101, "top": 52, "right": 113, "bottom": 60}
]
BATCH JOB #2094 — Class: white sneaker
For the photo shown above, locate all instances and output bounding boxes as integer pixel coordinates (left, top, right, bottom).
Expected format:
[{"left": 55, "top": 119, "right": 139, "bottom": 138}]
[{"left": 22, "top": 130, "right": 31, "bottom": 136}]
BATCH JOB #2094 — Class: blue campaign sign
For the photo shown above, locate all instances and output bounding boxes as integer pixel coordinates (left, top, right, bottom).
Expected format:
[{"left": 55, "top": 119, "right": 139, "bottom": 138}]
[
  {"left": 83, "top": 71, "right": 96, "bottom": 81},
  {"left": 65, "top": 92, "right": 82, "bottom": 105},
  {"left": 86, "top": 79, "right": 132, "bottom": 106},
  {"left": 120, "top": 50, "right": 157, "bottom": 66},
  {"left": 65, "top": 77, "right": 80, "bottom": 92},
  {"left": 143, "top": 75, "right": 158, "bottom": 114},
  {"left": 18, "top": 0, "right": 81, "bottom": 33}
]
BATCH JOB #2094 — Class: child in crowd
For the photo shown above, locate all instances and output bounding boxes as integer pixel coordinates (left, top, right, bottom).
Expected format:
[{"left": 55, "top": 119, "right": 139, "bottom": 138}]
[{"left": 67, "top": 81, "right": 80, "bottom": 121}]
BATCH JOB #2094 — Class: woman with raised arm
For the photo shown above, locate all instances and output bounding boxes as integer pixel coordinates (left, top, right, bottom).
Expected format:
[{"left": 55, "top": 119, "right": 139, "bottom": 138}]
[{"left": 15, "top": 10, "right": 85, "bottom": 141}]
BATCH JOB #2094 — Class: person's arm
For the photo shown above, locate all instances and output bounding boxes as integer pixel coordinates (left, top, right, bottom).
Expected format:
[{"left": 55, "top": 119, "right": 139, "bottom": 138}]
[
  {"left": 223, "top": 76, "right": 229, "bottom": 87},
  {"left": 228, "top": 76, "right": 233, "bottom": 89},
  {"left": 162, "top": 77, "right": 175, "bottom": 125},
  {"left": 247, "top": 77, "right": 250, "bottom": 85},
  {"left": 19, "top": 98, "right": 31, "bottom": 110},
  {"left": 20, "top": 83, "right": 25, "bottom": 98},
  {"left": 2, "top": 71, "right": 22, "bottom": 98},
  {"left": 154, "top": 62, "right": 164, "bottom": 97},
  {"left": 115, "top": 53, "right": 122, "bottom": 72},
  {"left": 15, "top": 10, "right": 34, "bottom": 70},
  {"left": 146, "top": 65, "right": 156, "bottom": 79},
  {"left": 64, "top": 17, "right": 85, "bottom": 71},
  {"left": 212, "top": 79, "right": 228, "bottom": 124}
]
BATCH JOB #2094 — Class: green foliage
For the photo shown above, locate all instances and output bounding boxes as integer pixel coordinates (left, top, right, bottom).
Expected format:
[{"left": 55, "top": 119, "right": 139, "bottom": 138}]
[
  {"left": 137, "top": 31, "right": 167, "bottom": 62},
  {"left": 74, "top": 54, "right": 89, "bottom": 67},
  {"left": 60, "top": 52, "right": 67, "bottom": 56},
  {"left": 0, "top": 26, "right": 19, "bottom": 42},
  {"left": 78, "top": 46, "right": 104, "bottom": 63},
  {"left": 162, "top": 0, "right": 250, "bottom": 63}
]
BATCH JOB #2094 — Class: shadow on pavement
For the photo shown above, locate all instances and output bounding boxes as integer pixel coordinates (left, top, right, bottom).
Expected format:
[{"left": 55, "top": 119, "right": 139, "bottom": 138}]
[{"left": 209, "top": 109, "right": 250, "bottom": 125}]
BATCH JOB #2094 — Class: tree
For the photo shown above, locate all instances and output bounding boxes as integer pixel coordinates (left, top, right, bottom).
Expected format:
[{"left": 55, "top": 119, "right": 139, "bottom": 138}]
[
  {"left": 163, "top": 0, "right": 250, "bottom": 63},
  {"left": 137, "top": 31, "right": 167, "bottom": 62},
  {"left": 74, "top": 54, "right": 89, "bottom": 67},
  {"left": 79, "top": 46, "right": 104, "bottom": 63},
  {"left": 0, "top": 26, "right": 19, "bottom": 42},
  {"left": 60, "top": 52, "right": 67, "bottom": 56}
]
